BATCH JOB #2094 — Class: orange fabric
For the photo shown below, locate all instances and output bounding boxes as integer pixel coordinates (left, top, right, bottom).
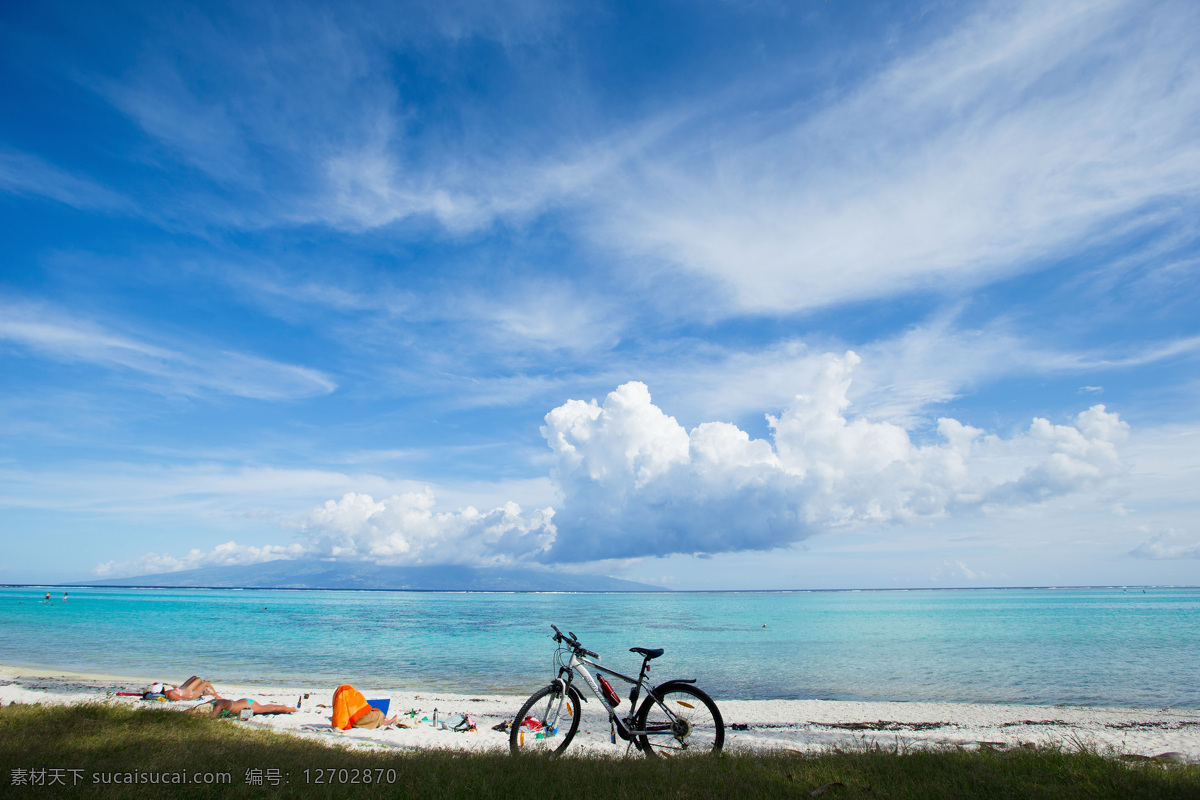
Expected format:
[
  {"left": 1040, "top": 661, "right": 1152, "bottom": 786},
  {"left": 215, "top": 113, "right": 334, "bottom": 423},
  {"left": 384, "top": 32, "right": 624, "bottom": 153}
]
[{"left": 332, "top": 684, "right": 371, "bottom": 730}]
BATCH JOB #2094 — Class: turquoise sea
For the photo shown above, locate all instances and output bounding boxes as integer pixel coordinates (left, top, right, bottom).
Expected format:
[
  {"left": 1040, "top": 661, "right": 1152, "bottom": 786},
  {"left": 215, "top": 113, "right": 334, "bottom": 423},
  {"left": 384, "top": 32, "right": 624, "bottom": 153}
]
[{"left": 2, "top": 586, "right": 1197, "bottom": 708}]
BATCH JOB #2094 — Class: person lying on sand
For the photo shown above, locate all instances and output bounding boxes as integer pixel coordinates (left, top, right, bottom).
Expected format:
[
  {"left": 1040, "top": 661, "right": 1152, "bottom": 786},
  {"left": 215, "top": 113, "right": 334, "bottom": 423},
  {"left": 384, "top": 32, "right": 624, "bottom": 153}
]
[
  {"left": 148, "top": 676, "right": 222, "bottom": 701},
  {"left": 188, "top": 698, "right": 297, "bottom": 717},
  {"left": 330, "top": 684, "right": 404, "bottom": 729},
  {"left": 348, "top": 707, "right": 402, "bottom": 729}
]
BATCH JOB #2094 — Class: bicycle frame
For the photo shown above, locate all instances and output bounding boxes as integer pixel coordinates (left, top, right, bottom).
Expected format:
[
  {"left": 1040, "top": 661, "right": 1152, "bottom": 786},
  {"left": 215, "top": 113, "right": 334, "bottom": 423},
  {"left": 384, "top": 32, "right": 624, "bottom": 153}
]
[{"left": 559, "top": 649, "right": 688, "bottom": 740}]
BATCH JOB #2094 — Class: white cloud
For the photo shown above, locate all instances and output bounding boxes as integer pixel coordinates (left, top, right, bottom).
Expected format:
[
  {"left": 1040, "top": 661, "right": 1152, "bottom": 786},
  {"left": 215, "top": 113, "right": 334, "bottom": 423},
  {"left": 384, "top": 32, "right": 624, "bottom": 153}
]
[
  {"left": 294, "top": 490, "right": 556, "bottom": 565},
  {"left": 599, "top": 0, "right": 1200, "bottom": 313},
  {"left": 94, "top": 541, "right": 307, "bottom": 577},
  {"left": 0, "top": 462, "right": 421, "bottom": 518},
  {"left": 470, "top": 302, "right": 1197, "bottom": 438},
  {"left": 931, "top": 559, "right": 993, "bottom": 583},
  {"left": 0, "top": 149, "right": 131, "bottom": 211},
  {"left": 68, "top": 0, "right": 618, "bottom": 235},
  {"left": 540, "top": 352, "right": 1129, "bottom": 562},
  {"left": 93, "top": 489, "right": 558, "bottom": 577},
  {"left": 471, "top": 283, "right": 625, "bottom": 356},
  {"left": 310, "top": 123, "right": 635, "bottom": 234},
  {"left": 90, "top": 352, "right": 1132, "bottom": 575},
  {"left": 0, "top": 301, "right": 335, "bottom": 400},
  {"left": 102, "top": 65, "right": 254, "bottom": 187},
  {"left": 32, "top": 0, "right": 1200, "bottom": 313},
  {"left": 1130, "top": 530, "right": 1200, "bottom": 560}
]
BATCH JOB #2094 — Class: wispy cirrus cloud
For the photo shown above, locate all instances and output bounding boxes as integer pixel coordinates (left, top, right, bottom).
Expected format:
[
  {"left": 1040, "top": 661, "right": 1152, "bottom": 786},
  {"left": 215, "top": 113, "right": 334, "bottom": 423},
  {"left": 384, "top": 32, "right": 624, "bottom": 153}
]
[
  {"left": 597, "top": 0, "right": 1200, "bottom": 313},
  {"left": 0, "top": 301, "right": 335, "bottom": 400},
  {"left": 27, "top": 0, "right": 1200, "bottom": 312},
  {"left": 0, "top": 462, "right": 416, "bottom": 528},
  {"left": 65, "top": 0, "right": 609, "bottom": 234},
  {"left": 0, "top": 149, "right": 131, "bottom": 211}
]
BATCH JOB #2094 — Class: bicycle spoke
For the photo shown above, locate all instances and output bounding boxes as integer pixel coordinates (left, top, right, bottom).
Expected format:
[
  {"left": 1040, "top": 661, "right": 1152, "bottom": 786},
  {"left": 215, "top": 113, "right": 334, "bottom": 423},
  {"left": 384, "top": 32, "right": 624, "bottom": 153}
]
[
  {"left": 635, "top": 684, "right": 724, "bottom": 758},
  {"left": 510, "top": 684, "right": 580, "bottom": 756}
]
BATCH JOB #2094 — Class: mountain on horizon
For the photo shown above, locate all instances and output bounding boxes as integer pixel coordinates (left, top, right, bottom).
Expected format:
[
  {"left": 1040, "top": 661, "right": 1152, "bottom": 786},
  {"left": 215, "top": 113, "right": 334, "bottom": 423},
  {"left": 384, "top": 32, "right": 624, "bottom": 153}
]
[{"left": 82, "top": 559, "right": 667, "bottom": 592}]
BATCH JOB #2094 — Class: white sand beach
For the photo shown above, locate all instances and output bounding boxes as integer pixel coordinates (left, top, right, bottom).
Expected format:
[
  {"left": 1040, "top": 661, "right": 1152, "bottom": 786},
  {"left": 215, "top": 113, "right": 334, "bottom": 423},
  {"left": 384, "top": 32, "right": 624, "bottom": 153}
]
[{"left": 2, "top": 666, "right": 1196, "bottom": 763}]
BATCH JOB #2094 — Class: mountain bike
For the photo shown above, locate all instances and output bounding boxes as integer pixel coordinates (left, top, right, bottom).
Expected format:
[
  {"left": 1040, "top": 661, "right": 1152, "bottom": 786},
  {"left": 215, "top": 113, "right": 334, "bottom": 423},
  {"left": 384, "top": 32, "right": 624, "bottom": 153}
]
[{"left": 509, "top": 624, "right": 724, "bottom": 758}]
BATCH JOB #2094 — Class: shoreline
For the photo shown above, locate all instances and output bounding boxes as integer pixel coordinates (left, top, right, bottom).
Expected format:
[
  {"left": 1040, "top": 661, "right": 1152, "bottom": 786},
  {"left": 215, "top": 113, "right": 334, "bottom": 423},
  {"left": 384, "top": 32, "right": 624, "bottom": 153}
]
[{"left": 2, "top": 665, "right": 1196, "bottom": 761}]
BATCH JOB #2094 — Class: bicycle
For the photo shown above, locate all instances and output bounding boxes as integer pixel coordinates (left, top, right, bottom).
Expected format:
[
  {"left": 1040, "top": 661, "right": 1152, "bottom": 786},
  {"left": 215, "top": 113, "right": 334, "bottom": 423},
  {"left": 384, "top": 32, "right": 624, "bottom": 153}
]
[{"left": 509, "top": 624, "right": 724, "bottom": 758}]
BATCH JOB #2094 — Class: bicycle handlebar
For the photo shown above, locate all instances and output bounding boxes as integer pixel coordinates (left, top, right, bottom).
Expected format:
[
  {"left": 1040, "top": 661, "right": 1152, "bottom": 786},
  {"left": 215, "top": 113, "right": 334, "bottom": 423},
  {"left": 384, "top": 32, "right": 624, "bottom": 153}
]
[{"left": 549, "top": 624, "right": 600, "bottom": 660}]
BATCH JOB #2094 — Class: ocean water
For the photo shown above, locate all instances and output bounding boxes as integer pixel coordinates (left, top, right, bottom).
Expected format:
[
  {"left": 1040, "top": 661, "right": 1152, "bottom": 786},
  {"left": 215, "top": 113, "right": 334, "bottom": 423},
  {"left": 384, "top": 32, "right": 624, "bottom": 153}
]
[{"left": 2, "top": 586, "right": 1196, "bottom": 709}]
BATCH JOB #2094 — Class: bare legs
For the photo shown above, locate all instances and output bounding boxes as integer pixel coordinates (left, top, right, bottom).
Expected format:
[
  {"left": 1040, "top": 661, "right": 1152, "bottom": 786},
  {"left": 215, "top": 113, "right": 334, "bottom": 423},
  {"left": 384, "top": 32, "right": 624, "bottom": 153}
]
[
  {"left": 190, "top": 698, "right": 298, "bottom": 717},
  {"left": 248, "top": 701, "right": 298, "bottom": 715},
  {"left": 167, "top": 676, "right": 222, "bottom": 701}
]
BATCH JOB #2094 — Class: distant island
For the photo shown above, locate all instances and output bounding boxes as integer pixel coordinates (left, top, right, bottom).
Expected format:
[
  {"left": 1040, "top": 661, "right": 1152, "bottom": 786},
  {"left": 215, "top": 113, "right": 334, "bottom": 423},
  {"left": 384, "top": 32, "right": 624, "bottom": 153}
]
[{"left": 83, "top": 559, "right": 668, "bottom": 592}]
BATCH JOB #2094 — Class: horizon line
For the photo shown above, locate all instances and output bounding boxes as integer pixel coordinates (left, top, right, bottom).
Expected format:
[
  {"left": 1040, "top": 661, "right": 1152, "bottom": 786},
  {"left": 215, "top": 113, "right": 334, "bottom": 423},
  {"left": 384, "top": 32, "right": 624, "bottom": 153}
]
[{"left": 4, "top": 583, "right": 1196, "bottom": 594}]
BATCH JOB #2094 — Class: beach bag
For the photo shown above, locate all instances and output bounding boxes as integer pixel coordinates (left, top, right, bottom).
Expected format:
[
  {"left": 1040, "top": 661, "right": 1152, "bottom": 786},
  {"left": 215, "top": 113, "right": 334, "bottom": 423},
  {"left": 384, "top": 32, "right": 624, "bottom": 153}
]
[
  {"left": 445, "top": 713, "right": 475, "bottom": 732},
  {"left": 332, "top": 685, "right": 373, "bottom": 730}
]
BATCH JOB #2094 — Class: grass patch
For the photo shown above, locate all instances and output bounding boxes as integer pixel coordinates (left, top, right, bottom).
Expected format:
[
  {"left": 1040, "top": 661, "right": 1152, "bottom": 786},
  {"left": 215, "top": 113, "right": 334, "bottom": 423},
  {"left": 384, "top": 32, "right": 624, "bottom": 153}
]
[{"left": 2, "top": 702, "right": 1197, "bottom": 799}]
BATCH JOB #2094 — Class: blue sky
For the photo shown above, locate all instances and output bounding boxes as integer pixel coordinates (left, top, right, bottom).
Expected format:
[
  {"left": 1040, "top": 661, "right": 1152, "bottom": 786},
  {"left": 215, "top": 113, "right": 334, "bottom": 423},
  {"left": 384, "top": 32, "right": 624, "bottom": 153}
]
[{"left": 2, "top": 0, "right": 1198, "bottom": 588}]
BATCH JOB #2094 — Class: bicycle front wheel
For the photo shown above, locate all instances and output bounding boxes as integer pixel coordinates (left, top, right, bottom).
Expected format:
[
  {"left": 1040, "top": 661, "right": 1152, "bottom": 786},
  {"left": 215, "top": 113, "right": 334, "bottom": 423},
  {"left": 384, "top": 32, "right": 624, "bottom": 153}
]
[
  {"left": 509, "top": 683, "right": 581, "bottom": 756},
  {"left": 634, "top": 682, "right": 724, "bottom": 757}
]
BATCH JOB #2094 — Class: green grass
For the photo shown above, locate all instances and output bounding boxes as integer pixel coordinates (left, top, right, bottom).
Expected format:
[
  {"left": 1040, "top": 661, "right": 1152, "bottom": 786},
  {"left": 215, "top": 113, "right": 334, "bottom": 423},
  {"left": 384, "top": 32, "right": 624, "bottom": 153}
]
[{"left": 2, "top": 702, "right": 1197, "bottom": 799}]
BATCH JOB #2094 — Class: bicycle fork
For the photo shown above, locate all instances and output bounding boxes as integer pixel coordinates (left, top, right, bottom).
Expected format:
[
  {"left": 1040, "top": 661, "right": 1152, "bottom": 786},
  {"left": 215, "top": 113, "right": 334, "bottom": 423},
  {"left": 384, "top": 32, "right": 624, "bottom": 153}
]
[{"left": 542, "top": 677, "right": 573, "bottom": 736}]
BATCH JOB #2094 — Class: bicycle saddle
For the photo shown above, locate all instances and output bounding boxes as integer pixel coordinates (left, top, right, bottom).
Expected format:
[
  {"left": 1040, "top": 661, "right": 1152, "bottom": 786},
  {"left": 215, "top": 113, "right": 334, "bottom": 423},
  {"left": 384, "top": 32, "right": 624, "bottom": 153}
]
[{"left": 630, "top": 647, "right": 664, "bottom": 660}]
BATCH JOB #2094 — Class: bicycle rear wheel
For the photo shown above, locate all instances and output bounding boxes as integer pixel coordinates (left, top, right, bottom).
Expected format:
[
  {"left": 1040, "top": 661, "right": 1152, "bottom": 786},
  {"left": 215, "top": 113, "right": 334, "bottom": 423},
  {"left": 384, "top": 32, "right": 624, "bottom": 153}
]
[
  {"left": 509, "top": 683, "right": 581, "bottom": 756},
  {"left": 634, "top": 683, "right": 724, "bottom": 757}
]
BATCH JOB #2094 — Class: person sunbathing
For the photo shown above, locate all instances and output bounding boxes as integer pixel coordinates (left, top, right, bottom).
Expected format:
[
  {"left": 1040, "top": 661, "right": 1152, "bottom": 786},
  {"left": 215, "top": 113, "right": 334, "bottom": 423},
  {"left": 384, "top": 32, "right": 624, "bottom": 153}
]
[
  {"left": 348, "top": 706, "right": 401, "bottom": 729},
  {"left": 147, "top": 676, "right": 222, "bottom": 701},
  {"left": 189, "top": 698, "right": 298, "bottom": 717}
]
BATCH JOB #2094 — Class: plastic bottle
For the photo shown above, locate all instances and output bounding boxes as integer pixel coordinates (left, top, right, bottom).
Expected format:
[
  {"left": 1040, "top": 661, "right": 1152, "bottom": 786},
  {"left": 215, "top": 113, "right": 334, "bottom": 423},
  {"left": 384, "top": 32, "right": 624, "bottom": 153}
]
[{"left": 432, "top": 708, "right": 438, "bottom": 728}]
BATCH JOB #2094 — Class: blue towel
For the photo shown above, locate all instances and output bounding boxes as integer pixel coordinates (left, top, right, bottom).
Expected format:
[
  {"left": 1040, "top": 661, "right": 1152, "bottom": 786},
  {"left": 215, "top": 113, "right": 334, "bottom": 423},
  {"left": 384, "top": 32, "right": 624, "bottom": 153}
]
[{"left": 367, "top": 698, "right": 390, "bottom": 716}]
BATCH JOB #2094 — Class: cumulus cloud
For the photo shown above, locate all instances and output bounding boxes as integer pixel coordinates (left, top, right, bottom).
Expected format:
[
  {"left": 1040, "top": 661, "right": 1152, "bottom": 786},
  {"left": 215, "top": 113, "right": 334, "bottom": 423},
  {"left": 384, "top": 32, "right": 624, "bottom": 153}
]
[
  {"left": 1130, "top": 530, "right": 1200, "bottom": 559},
  {"left": 293, "top": 489, "right": 556, "bottom": 566},
  {"left": 94, "top": 489, "right": 557, "bottom": 577},
  {"left": 540, "top": 352, "right": 1129, "bottom": 562},
  {"left": 94, "top": 541, "right": 308, "bottom": 577},
  {"left": 97, "top": 352, "right": 1130, "bottom": 574}
]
